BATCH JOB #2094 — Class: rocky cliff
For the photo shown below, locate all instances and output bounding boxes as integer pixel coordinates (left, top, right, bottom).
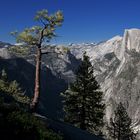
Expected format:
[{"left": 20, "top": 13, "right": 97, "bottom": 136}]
[
  {"left": 0, "top": 46, "right": 80, "bottom": 119},
  {"left": 0, "top": 28, "right": 140, "bottom": 137},
  {"left": 70, "top": 28, "right": 140, "bottom": 134}
]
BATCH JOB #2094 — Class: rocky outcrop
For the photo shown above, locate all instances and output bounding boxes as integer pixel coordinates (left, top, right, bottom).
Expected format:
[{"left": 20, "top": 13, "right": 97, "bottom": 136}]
[
  {"left": 0, "top": 46, "right": 80, "bottom": 119},
  {"left": 70, "top": 28, "right": 140, "bottom": 135},
  {"left": 0, "top": 48, "right": 13, "bottom": 59}
]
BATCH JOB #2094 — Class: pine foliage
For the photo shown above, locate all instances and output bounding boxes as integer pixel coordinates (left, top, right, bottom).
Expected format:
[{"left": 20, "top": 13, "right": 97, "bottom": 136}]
[
  {"left": 62, "top": 52, "right": 105, "bottom": 135},
  {"left": 0, "top": 69, "right": 62, "bottom": 140},
  {"left": 11, "top": 9, "right": 64, "bottom": 46},
  {"left": 108, "top": 102, "right": 136, "bottom": 140},
  {"left": 11, "top": 9, "right": 64, "bottom": 111},
  {"left": 0, "top": 69, "right": 30, "bottom": 104},
  {"left": 0, "top": 96, "right": 63, "bottom": 140}
]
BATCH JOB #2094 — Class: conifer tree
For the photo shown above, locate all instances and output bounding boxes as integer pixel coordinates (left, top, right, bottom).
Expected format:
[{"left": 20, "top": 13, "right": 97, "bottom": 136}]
[
  {"left": 11, "top": 9, "right": 64, "bottom": 111},
  {"left": 61, "top": 52, "right": 105, "bottom": 135},
  {"left": 0, "top": 69, "right": 29, "bottom": 104},
  {"left": 108, "top": 102, "right": 136, "bottom": 140}
]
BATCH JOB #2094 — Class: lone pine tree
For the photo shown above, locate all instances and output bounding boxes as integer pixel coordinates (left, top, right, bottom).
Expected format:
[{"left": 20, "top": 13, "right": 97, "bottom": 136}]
[
  {"left": 11, "top": 9, "right": 63, "bottom": 111},
  {"left": 61, "top": 52, "right": 105, "bottom": 135},
  {"left": 108, "top": 102, "right": 136, "bottom": 140}
]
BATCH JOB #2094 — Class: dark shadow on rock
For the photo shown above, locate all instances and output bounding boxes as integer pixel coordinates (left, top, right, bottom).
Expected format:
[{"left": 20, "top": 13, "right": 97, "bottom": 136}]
[
  {"left": 39, "top": 67, "right": 67, "bottom": 119},
  {"left": 0, "top": 57, "right": 68, "bottom": 119}
]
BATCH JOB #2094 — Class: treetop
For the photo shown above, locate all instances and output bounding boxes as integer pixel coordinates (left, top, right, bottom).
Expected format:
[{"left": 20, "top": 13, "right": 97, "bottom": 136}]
[{"left": 11, "top": 9, "right": 64, "bottom": 47}]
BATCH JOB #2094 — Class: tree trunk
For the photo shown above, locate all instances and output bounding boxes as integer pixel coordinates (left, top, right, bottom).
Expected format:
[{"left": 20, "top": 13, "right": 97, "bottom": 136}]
[
  {"left": 118, "top": 120, "right": 121, "bottom": 140},
  {"left": 30, "top": 47, "right": 41, "bottom": 112},
  {"left": 80, "top": 105, "right": 86, "bottom": 130},
  {"left": 80, "top": 94, "right": 86, "bottom": 130}
]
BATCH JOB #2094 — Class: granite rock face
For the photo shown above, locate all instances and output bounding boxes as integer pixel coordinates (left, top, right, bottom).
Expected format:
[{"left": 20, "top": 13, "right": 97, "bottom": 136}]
[
  {"left": 0, "top": 45, "right": 80, "bottom": 119},
  {"left": 70, "top": 29, "right": 140, "bottom": 134},
  {"left": 0, "top": 28, "right": 140, "bottom": 137}
]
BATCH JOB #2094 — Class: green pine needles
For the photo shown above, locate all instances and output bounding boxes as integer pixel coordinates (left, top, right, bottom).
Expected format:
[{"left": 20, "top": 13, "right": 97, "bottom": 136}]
[
  {"left": 0, "top": 69, "right": 30, "bottom": 104},
  {"left": 108, "top": 102, "right": 136, "bottom": 140},
  {"left": 61, "top": 52, "right": 105, "bottom": 135}
]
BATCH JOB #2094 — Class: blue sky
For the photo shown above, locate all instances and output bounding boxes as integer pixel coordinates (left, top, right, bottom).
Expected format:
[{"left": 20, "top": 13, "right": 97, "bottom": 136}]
[{"left": 1, "top": 0, "right": 140, "bottom": 44}]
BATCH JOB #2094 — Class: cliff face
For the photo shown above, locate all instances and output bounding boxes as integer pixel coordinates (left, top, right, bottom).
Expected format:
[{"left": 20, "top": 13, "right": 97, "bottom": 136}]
[
  {"left": 0, "top": 47, "right": 104, "bottom": 140},
  {"left": 0, "top": 46, "right": 80, "bottom": 119},
  {"left": 70, "top": 29, "right": 140, "bottom": 133},
  {"left": 0, "top": 28, "right": 140, "bottom": 136}
]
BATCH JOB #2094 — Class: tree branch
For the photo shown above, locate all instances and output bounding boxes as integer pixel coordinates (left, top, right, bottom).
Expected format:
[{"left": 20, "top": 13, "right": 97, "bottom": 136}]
[{"left": 39, "top": 19, "right": 46, "bottom": 26}]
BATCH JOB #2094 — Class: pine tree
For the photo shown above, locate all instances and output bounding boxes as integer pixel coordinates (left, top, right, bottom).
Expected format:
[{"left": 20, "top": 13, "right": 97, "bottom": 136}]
[
  {"left": 0, "top": 70, "right": 62, "bottom": 140},
  {"left": 0, "top": 69, "right": 30, "bottom": 104},
  {"left": 108, "top": 102, "right": 136, "bottom": 140},
  {"left": 11, "top": 9, "right": 64, "bottom": 111},
  {"left": 61, "top": 52, "right": 105, "bottom": 135}
]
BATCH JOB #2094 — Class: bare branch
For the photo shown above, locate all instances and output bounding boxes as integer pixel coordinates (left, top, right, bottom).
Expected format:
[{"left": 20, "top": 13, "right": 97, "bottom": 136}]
[{"left": 39, "top": 19, "right": 46, "bottom": 26}]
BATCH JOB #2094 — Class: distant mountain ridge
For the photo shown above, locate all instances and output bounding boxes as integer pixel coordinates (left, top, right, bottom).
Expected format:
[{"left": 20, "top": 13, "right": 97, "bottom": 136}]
[{"left": 0, "top": 41, "right": 11, "bottom": 48}]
